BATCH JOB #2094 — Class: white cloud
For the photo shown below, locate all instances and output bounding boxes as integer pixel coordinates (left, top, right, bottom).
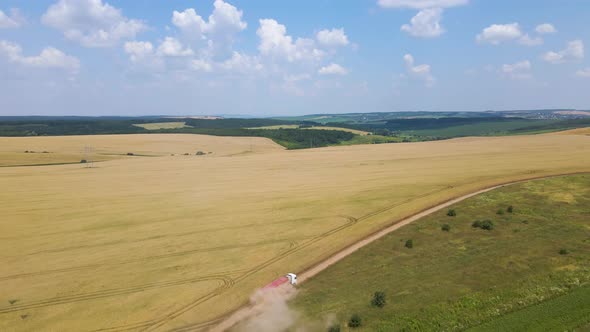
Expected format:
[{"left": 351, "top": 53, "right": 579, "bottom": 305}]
[
  {"left": 316, "top": 28, "right": 349, "bottom": 47},
  {"left": 501, "top": 60, "right": 532, "bottom": 80},
  {"left": 257, "top": 19, "right": 324, "bottom": 63},
  {"left": 476, "top": 23, "right": 522, "bottom": 45},
  {"left": 536, "top": 23, "right": 556, "bottom": 34},
  {"left": 378, "top": 0, "right": 468, "bottom": 9},
  {"left": 518, "top": 34, "right": 543, "bottom": 46},
  {"left": 156, "top": 37, "right": 194, "bottom": 57},
  {"left": 42, "top": 0, "right": 146, "bottom": 48},
  {"left": 205, "top": 0, "right": 247, "bottom": 35},
  {"left": 543, "top": 40, "right": 584, "bottom": 64},
  {"left": 318, "top": 63, "right": 348, "bottom": 75},
  {"left": 172, "top": 8, "right": 206, "bottom": 38},
  {"left": 575, "top": 68, "right": 590, "bottom": 78},
  {"left": 401, "top": 8, "right": 445, "bottom": 38},
  {"left": 0, "top": 9, "right": 24, "bottom": 29},
  {"left": 0, "top": 40, "right": 80, "bottom": 71},
  {"left": 172, "top": 1, "right": 246, "bottom": 56},
  {"left": 124, "top": 41, "right": 153, "bottom": 62},
  {"left": 403, "top": 54, "right": 435, "bottom": 86}
]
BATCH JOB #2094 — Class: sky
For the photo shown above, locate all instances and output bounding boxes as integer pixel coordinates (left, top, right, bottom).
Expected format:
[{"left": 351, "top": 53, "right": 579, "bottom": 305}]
[{"left": 0, "top": 0, "right": 589, "bottom": 116}]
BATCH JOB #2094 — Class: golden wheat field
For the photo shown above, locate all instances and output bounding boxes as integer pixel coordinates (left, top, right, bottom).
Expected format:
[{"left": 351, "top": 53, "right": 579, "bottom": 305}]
[
  {"left": 0, "top": 134, "right": 283, "bottom": 167},
  {"left": 1, "top": 132, "right": 590, "bottom": 331}
]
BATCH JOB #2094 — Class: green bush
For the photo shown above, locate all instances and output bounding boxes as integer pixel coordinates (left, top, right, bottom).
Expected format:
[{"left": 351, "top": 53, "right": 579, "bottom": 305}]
[
  {"left": 348, "top": 314, "right": 362, "bottom": 328},
  {"left": 559, "top": 249, "right": 569, "bottom": 255},
  {"left": 497, "top": 209, "right": 505, "bottom": 215},
  {"left": 371, "top": 291, "right": 386, "bottom": 307},
  {"left": 447, "top": 209, "right": 456, "bottom": 217},
  {"left": 405, "top": 239, "right": 414, "bottom": 249},
  {"left": 507, "top": 205, "right": 514, "bottom": 213},
  {"left": 441, "top": 224, "right": 451, "bottom": 232},
  {"left": 472, "top": 220, "right": 494, "bottom": 230}
]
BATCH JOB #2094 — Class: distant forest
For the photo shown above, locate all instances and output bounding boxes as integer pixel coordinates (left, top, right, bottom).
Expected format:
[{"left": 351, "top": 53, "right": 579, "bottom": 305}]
[{"left": 1, "top": 114, "right": 589, "bottom": 149}]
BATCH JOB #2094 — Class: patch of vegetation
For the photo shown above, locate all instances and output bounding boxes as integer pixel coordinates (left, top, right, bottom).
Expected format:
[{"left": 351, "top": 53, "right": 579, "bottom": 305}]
[
  {"left": 559, "top": 249, "right": 569, "bottom": 255},
  {"left": 371, "top": 291, "right": 386, "bottom": 308},
  {"left": 293, "top": 175, "right": 590, "bottom": 331},
  {"left": 472, "top": 219, "right": 495, "bottom": 230},
  {"left": 348, "top": 314, "right": 362, "bottom": 328},
  {"left": 447, "top": 209, "right": 457, "bottom": 217},
  {"left": 441, "top": 224, "right": 451, "bottom": 232},
  {"left": 468, "top": 286, "right": 590, "bottom": 332},
  {"left": 405, "top": 239, "right": 413, "bottom": 249}
]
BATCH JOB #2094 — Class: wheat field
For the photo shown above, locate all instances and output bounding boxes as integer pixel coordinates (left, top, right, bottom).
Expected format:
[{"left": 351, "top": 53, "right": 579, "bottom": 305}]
[{"left": 0, "top": 132, "right": 589, "bottom": 331}]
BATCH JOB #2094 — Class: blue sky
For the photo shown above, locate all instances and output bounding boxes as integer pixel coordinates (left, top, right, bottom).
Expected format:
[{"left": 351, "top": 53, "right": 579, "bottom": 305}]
[{"left": 0, "top": 0, "right": 589, "bottom": 116}]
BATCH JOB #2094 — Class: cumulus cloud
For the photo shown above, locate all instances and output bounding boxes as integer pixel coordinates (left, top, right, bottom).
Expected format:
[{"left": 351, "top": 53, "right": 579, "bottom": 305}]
[
  {"left": 536, "top": 23, "right": 556, "bottom": 34},
  {"left": 518, "top": 34, "right": 543, "bottom": 46},
  {"left": 501, "top": 60, "right": 532, "bottom": 79},
  {"left": 316, "top": 28, "right": 349, "bottom": 47},
  {"left": 0, "top": 8, "right": 24, "bottom": 29},
  {"left": 403, "top": 54, "right": 435, "bottom": 86},
  {"left": 476, "top": 23, "right": 522, "bottom": 45},
  {"left": 318, "top": 63, "right": 348, "bottom": 75},
  {"left": 172, "top": 8, "right": 207, "bottom": 39},
  {"left": 0, "top": 40, "right": 80, "bottom": 71},
  {"left": 171, "top": 1, "right": 246, "bottom": 57},
  {"left": 42, "top": 0, "right": 145, "bottom": 48},
  {"left": 156, "top": 37, "right": 194, "bottom": 57},
  {"left": 576, "top": 68, "right": 590, "bottom": 78},
  {"left": 401, "top": 8, "right": 445, "bottom": 38},
  {"left": 543, "top": 40, "right": 584, "bottom": 64},
  {"left": 378, "top": 0, "right": 468, "bottom": 9},
  {"left": 257, "top": 19, "right": 324, "bottom": 63}
]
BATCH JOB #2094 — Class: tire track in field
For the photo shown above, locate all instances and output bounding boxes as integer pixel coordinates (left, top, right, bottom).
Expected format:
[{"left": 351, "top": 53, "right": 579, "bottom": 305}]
[
  {"left": 21, "top": 217, "right": 316, "bottom": 255},
  {"left": 0, "top": 238, "right": 301, "bottom": 282},
  {"left": 0, "top": 275, "right": 234, "bottom": 314}
]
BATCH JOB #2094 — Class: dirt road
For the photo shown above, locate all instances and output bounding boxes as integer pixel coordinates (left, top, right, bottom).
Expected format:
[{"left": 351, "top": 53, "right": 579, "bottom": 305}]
[{"left": 209, "top": 174, "right": 582, "bottom": 332}]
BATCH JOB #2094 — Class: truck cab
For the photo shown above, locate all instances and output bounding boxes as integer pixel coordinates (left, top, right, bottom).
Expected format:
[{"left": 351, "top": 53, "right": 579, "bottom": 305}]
[{"left": 286, "top": 273, "right": 297, "bottom": 285}]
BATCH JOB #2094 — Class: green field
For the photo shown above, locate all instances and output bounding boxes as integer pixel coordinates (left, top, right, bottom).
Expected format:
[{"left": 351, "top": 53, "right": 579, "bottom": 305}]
[{"left": 293, "top": 175, "right": 590, "bottom": 331}]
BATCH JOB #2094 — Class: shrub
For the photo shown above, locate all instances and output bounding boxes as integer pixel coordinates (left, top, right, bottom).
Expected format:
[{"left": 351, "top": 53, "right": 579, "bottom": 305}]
[
  {"left": 348, "top": 314, "right": 362, "bottom": 328},
  {"left": 405, "top": 239, "right": 413, "bottom": 249},
  {"left": 497, "top": 209, "right": 505, "bottom": 215},
  {"left": 441, "top": 224, "right": 451, "bottom": 232},
  {"left": 127, "top": 152, "right": 134, "bottom": 156},
  {"left": 327, "top": 325, "right": 341, "bottom": 332},
  {"left": 507, "top": 205, "right": 514, "bottom": 213},
  {"left": 447, "top": 209, "right": 456, "bottom": 217},
  {"left": 481, "top": 220, "right": 494, "bottom": 230},
  {"left": 196, "top": 151, "right": 206, "bottom": 156},
  {"left": 371, "top": 291, "right": 386, "bottom": 307},
  {"left": 80, "top": 159, "right": 87, "bottom": 163},
  {"left": 559, "top": 249, "right": 569, "bottom": 255},
  {"left": 472, "top": 220, "right": 494, "bottom": 230}
]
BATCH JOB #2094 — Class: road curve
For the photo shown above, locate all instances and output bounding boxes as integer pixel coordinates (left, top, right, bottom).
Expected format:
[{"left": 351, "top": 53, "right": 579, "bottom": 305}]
[{"left": 209, "top": 173, "right": 586, "bottom": 332}]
